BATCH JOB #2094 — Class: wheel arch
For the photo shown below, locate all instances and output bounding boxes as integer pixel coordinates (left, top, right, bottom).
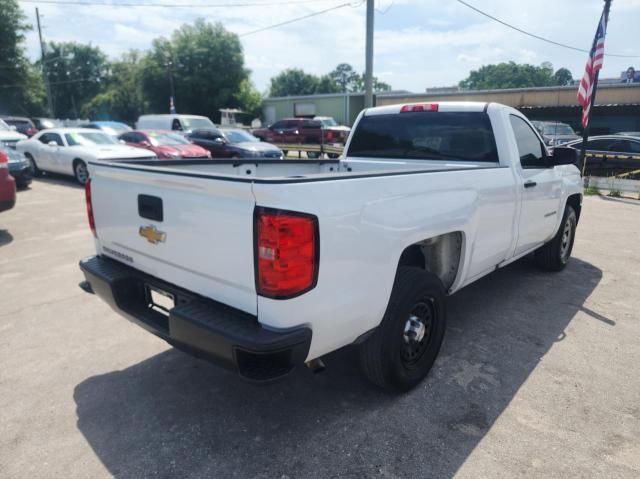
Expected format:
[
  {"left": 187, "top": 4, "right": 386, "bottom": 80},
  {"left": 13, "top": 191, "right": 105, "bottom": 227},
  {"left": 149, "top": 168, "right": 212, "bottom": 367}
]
[
  {"left": 397, "top": 231, "right": 464, "bottom": 293},
  {"left": 566, "top": 193, "right": 582, "bottom": 222}
]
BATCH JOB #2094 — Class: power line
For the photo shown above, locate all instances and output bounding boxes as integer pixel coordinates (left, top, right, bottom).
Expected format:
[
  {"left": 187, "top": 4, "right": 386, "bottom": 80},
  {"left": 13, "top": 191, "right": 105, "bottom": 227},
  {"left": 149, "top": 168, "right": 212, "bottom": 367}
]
[
  {"left": 18, "top": 0, "right": 329, "bottom": 7},
  {"left": 239, "top": 2, "right": 358, "bottom": 37},
  {"left": 456, "top": 0, "right": 639, "bottom": 59}
]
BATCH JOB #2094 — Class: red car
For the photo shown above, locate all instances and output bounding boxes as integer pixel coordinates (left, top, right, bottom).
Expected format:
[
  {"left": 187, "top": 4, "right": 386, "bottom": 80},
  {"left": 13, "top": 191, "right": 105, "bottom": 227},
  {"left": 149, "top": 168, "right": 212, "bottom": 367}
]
[
  {"left": 118, "top": 130, "right": 211, "bottom": 159},
  {"left": 0, "top": 150, "right": 16, "bottom": 213}
]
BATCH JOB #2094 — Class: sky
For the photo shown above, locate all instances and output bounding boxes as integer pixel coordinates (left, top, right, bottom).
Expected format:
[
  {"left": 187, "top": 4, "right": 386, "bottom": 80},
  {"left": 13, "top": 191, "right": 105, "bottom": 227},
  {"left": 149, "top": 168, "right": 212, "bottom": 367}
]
[{"left": 18, "top": 0, "right": 640, "bottom": 94}]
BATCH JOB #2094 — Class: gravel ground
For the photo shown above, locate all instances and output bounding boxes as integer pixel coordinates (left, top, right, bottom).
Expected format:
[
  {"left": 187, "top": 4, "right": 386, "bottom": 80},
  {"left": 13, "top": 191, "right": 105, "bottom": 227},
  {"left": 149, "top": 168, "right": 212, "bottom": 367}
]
[{"left": 1, "top": 177, "right": 639, "bottom": 479}]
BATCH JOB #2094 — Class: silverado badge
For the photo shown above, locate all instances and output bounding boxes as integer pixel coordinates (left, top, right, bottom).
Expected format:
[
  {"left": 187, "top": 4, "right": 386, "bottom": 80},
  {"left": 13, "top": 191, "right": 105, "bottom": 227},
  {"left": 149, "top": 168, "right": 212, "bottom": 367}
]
[{"left": 139, "top": 225, "right": 166, "bottom": 244}]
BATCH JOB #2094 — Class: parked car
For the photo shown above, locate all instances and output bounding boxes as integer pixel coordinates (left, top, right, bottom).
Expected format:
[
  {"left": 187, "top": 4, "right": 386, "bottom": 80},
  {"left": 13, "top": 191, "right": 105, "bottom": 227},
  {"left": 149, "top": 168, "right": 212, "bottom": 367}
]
[
  {"left": 16, "top": 128, "right": 157, "bottom": 184},
  {"left": 136, "top": 114, "right": 216, "bottom": 134},
  {"left": 531, "top": 121, "right": 580, "bottom": 147},
  {"left": 119, "top": 130, "right": 210, "bottom": 159},
  {"left": 252, "top": 117, "right": 350, "bottom": 158},
  {"left": 79, "top": 101, "right": 582, "bottom": 392},
  {"left": 81, "top": 121, "right": 132, "bottom": 138},
  {"left": 1, "top": 117, "right": 38, "bottom": 137},
  {"left": 187, "top": 128, "right": 283, "bottom": 159},
  {"left": 0, "top": 149, "right": 16, "bottom": 213},
  {"left": 1, "top": 146, "right": 32, "bottom": 188},
  {"left": 31, "top": 118, "right": 63, "bottom": 131},
  {"left": 0, "top": 119, "right": 27, "bottom": 150},
  {"left": 565, "top": 135, "right": 640, "bottom": 175}
]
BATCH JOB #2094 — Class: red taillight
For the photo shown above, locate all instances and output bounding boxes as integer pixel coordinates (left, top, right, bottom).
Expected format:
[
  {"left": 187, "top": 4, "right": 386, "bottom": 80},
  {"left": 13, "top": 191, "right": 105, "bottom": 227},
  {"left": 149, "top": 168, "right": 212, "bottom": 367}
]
[
  {"left": 85, "top": 180, "right": 96, "bottom": 237},
  {"left": 400, "top": 103, "right": 438, "bottom": 113},
  {"left": 325, "top": 130, "right": 334, "bottom": 141},
  {"left": 0, "top": 150, "right": 7, "bottom": 169},
  {"left": 255, "top": 207, "right": 318, "bottom": 299}
]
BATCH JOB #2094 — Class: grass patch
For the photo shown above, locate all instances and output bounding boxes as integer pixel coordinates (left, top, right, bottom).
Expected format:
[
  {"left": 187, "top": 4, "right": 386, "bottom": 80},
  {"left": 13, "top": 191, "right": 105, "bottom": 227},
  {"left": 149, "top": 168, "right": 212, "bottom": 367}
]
[
  {"left": 584, "top": 186, "right": 600, "bottom": 196},
  {"left": 607, "top": 189, "right": 622, "bottom": 198}
]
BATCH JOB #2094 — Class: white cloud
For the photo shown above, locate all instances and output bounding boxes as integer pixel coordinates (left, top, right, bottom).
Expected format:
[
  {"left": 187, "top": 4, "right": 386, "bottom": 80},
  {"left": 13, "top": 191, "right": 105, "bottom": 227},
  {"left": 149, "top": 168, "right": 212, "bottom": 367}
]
[{"left": 20, "top": 0, "right": 640, "bottom": 93}]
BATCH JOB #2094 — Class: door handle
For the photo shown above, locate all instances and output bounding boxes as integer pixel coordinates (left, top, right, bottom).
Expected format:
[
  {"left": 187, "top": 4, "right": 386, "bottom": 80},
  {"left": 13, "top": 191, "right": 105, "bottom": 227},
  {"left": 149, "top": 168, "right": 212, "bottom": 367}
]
[{"left": 524, "top": 181, "right": 537, "bottom": 188}]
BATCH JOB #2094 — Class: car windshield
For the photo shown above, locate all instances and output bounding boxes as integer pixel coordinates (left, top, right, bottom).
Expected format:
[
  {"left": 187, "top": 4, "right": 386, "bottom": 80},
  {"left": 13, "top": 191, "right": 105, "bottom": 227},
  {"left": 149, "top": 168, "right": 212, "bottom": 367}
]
[
  {"left": 101, "top": 124, "right": 131, "bottom": 136},
  {"left": 148, "top": 131, "right": 190, "bottom": 146},
  {"left": 318, "top": 118, "right": 338, "bottom": 127},
  {"left": 348, "top": 111, "right": 499, "bottom": 162},
  {"left": 543, "top": 124, "right": 575, "bottom": 136},
  {"left": 223, "top": 129, "right": 259, "bottom": 143},
  {"left": 181, "top": 117, "right": 215, "bottom": 130},
  {"left": 65, "top": 132, "right": 118, "bottom": 146}
]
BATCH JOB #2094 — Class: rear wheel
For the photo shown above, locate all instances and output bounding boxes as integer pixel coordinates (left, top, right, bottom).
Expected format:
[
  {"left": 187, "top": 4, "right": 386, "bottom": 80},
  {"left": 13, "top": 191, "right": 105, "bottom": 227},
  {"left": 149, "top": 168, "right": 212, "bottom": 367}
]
[
  {"left": 25, "top": 153, "right": 41, "bottom": 177},
  {"left": 534, "top": 204, "right": 577, "bottom": 271},
  {"left": 307, "top": 151, "right": 321, "bottom": 159},
  {"left": 328, "top": 153, "right": 340, "bottom": 159},
  {"left": 73, "top": 159, "right": 89, "bottom": 185},
  {"left": 359, "top": 267, "right": 446, "bottom": 392}
]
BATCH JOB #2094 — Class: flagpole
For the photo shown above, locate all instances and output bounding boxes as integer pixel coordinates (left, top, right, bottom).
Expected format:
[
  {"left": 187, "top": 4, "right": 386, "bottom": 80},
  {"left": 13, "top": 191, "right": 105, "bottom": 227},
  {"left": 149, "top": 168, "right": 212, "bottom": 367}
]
[{"left": 580, "top": 0, "right": 612, "bottom": 177}]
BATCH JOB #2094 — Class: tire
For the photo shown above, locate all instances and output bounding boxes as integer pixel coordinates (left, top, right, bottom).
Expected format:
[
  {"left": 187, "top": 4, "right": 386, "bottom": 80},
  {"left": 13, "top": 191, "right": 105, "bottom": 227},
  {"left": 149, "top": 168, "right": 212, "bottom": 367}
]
[
  {"left": 307, "top": 151, "right": 321, "bottom": 159},
  {"left": 359, "top": 267, "right": 446, "bottom": 392},
  {"left": 328, "top": 153, "right": 340, "bottom": 159},
  {"left": 73, "top": 159, "right": 89, "bottom": 185},
  {"left": 282, "top": 150, "right": 288, "bottom": 157},
  {"left": 25, "top": 153, "right": 41, "bottom": 177},
  {"left": 534, "top": 204, "right": 577, "bottom": 272}
]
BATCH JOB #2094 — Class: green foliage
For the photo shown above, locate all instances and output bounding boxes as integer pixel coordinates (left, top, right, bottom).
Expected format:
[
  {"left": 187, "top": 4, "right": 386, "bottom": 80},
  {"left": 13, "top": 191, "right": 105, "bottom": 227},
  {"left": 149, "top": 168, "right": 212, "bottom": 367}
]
[
  {"left": 270, "top": 63, "right": 392, "bottom": 97},
  {"left": 43, "top": 42, "right": 109, "bottom": 118},
  {"left": 607, "top": 189, "right": 622, "bottom": 198},
  {"left": 0, "top": 0, "right": 45, "bottom": 115},
  {"left": 233, "top": 79, "right": 263, "bottom": 119},
  {"left": 583, "top": 186, "right": 600, "bottom": 196},
  {"left": 459, "top": 61, "right": 573, "bottom": 90},
  {"left": 81, "top": 51, "right": 146, "bottom": 124},
  {"left": 142, "top": 19, "right": 247, "bottom": 122}
]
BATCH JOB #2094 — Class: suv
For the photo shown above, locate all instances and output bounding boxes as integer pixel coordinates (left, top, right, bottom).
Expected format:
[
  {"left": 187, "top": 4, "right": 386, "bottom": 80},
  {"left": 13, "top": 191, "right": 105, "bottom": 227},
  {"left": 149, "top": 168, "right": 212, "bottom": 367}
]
[
  {"left": 252, "top": 118, "right": 350, "bottom": 158},
  {"left": 2, "top": 117, "right": 38, "bottom": 137}
]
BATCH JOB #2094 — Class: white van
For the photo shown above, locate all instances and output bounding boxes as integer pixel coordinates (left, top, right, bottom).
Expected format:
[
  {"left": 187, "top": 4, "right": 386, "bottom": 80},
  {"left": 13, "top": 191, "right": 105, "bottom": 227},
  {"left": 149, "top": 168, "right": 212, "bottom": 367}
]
[{"left": 136, "top": 114, "right": 216, "bottom": 133}]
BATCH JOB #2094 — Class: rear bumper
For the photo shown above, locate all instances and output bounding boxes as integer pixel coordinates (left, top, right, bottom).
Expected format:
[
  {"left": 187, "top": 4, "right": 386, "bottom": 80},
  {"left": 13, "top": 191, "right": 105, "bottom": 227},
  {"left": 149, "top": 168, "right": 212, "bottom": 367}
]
[{"left": 79, "top": 255, "right": 312, "bottom": 381}]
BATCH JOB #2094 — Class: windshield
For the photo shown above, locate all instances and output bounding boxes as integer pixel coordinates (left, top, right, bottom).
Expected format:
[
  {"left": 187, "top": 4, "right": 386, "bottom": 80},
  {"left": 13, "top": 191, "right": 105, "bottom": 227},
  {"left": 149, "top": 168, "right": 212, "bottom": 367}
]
[
  {"left": 101, "top": 124, "right": 131, "bottom": 136},
  {"left": 65, "top": 132, "right": 118, "bottom": 146},
  {"left": 223, "top": 129, "right": 259, "bottom": 143},
  {"left": 318, "top": 118, "right": 338, "bottom": 127},
  {"left": 181, "top": 117, "right": 215, "bottom": 130},
  {"left": 543, "top": 124, "right": 575, "bottom": 136},
  {"left": 348, "top": 111, "right": 498, "bottom": 162},
  {"left": 148, "top": 131, "right": 190, "bottom": 146}
]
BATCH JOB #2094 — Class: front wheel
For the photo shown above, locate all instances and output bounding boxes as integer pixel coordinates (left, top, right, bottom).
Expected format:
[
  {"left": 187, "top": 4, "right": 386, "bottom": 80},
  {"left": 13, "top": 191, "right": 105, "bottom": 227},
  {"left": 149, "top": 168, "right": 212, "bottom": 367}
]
[
  {"left": 359, "top": 267, "right": 446, "bottom": 393},
  {"left": 73, "top": 160, "right": 89, "bottom": 185},
  {"left": 25, "top": 153, "right": 41, "bottom": 177},
  {"left": 534, "top": 204, "right": 577, "bottom": 271}
]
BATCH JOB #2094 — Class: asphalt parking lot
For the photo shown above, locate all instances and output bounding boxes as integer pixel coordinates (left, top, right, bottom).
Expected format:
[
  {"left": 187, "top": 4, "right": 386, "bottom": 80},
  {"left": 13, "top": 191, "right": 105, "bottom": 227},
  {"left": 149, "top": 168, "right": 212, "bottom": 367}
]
[{"left": 1, "top": 177, "right": 639, "bottom": 478}]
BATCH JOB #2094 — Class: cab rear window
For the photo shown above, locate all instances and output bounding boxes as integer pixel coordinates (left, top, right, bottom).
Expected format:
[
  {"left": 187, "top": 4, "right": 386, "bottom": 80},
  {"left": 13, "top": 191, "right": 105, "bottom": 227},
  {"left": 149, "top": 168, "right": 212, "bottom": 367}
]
[{"left": 348, "top": 111, "right": 498, "bottom": 162}]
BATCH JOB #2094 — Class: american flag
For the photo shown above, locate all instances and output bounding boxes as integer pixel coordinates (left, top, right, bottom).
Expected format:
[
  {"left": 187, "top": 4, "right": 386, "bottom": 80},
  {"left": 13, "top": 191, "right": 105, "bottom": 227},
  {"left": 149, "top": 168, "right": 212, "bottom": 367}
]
[
  {"left": 169, "top": 96, "right": 177, "bottom": 114},
  {"left": 577, "top": 12, "right": 607, "bottom": 128}
]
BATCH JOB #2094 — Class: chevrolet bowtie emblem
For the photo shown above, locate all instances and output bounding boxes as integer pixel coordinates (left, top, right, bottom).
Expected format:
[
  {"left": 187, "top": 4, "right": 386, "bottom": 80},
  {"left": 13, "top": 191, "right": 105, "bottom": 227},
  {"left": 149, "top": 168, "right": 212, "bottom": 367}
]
[{"left": 139, "top": 225, "right": 166, "bottom": 244}]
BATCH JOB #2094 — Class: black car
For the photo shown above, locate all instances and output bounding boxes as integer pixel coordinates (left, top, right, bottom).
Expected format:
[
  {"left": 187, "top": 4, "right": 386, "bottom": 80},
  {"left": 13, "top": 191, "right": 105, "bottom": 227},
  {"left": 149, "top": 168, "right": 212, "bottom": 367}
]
[
  {"left": 1, "top": 146, "right": 32, "bottom": 188},
  {"left": 566, "top": 135, "right": 640, "bottom": 176},
  {"left": 2, "top": 117, "right": 38, "bottom": 137},
  {"left": 31, "top": 117, "right": 63, "bottom": 131},
  {"left": 187, "top": 128, "right": 283, "bottom": 159}
]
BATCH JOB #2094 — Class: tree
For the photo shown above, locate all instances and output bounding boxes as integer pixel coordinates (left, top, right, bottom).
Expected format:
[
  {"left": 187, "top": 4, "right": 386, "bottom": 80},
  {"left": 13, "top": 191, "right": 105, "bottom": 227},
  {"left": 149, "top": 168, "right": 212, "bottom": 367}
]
[
  {"left": 459, "top": 61, "right": 573, "bottom": 90},
  {"left": 142, "top": 19, "right": 248, "bottom": 122},
  {"left": 269, "top": 68, "right": 319, "bottom": 97},
  {"left": 43, "top": 42, "right": 109, "bottom": 118},
  {"left": 552, "top": 67, "right": 574, "bottom": 86},
  {"left": 315, "top": 74, "right": 341, "bottom": 94},
  {"left": 0, "top": 0, "right": 45, "bottom": 115},
  {"left": 232, "top": 79, "right": 263, "bottom": 120},
  {"left": 329, "top": 63, "right": 359, "bottom": 92},
  {"left": 82, "top": 51, "right": 147, "bottom": 124}
]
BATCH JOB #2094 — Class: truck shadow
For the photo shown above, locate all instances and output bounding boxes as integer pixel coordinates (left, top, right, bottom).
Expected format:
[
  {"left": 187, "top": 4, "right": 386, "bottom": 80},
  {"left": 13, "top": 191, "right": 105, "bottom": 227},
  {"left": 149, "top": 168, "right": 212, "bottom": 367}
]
[
  {"left": 33, "top": 174, "right": 83, "bottom": 189},
  {"left": 73, "top": 257, "right": 603, "bottom": 478},
  {"left": 0, "top": 229, "right": 13, "bottom": 248}
]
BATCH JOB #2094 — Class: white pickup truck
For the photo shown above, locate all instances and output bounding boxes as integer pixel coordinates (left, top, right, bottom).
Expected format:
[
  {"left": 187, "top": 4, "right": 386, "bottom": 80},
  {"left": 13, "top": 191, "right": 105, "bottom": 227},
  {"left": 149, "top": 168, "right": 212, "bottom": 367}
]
[{"left": 79, "top": 102, "right": 582, "bottom": 392}]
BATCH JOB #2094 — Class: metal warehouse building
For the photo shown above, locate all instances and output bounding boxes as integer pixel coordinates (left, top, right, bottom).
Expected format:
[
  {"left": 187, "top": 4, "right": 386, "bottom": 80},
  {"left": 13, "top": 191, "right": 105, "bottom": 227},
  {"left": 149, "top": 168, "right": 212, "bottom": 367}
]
[{"left": 263, "top": 83, "right": 640, "bottom": 134}]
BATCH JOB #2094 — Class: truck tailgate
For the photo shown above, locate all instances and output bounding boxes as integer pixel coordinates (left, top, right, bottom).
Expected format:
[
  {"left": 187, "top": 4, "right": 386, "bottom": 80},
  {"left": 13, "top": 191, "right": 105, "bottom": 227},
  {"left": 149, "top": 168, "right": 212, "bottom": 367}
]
[{"left": 89, "top": 164, "right": 257, "bottom": 315}]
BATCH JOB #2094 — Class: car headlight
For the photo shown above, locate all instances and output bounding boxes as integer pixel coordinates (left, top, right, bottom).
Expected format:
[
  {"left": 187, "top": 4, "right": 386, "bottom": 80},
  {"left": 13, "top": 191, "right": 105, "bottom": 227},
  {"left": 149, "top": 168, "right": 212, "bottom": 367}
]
[{"left": 168, "top": 152, "right": 181, "bottom": 159}]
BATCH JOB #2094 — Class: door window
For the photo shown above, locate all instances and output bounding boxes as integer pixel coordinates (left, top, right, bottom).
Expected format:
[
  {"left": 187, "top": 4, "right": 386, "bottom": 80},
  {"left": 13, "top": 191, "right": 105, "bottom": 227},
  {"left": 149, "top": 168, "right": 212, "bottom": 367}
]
[
  {"left": 39, "top": 133, "right": 64, "bottom": 146},
  {"left": 509, "top": 115, "right": 546, "bottom": 168}
]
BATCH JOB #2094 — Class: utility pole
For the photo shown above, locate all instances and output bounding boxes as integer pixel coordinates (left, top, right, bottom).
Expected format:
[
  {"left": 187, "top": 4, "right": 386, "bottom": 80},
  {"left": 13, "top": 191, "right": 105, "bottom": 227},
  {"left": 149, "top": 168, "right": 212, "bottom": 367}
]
[
  {"left": 36, "top": 8, "right": 54, "bottom": 117},
  {"left": 364, "top": 0, "right": 374, "bottom": 108}
]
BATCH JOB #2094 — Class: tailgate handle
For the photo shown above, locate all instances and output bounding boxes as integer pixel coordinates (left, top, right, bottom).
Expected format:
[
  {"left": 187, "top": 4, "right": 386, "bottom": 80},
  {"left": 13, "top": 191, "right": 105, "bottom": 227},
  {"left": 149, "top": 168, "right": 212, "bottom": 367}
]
[{"left": 138, "top": 195, "right": 163, "bottom": 222}]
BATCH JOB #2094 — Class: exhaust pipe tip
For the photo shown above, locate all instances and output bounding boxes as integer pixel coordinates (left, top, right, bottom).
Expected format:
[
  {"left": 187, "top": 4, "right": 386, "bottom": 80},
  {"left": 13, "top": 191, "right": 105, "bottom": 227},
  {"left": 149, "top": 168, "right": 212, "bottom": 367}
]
[{"left": 306, "top": 358, "right": 326, "bottom": 374}]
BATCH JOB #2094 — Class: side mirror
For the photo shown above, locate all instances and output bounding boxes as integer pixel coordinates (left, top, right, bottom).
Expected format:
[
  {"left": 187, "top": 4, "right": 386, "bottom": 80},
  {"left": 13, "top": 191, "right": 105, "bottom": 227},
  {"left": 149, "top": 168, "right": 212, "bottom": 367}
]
[
  {"left": 48, "top": 141, "right": 58, "bottom": 147},
  {"left": 214, "top": 137, "right": 225, "bottom": 144},
  {"left": 551, "top": 146, "right": 578, "bottom": 166},
  {"left": 139, "top": 140, "right": 151, "bottom": 147}
]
